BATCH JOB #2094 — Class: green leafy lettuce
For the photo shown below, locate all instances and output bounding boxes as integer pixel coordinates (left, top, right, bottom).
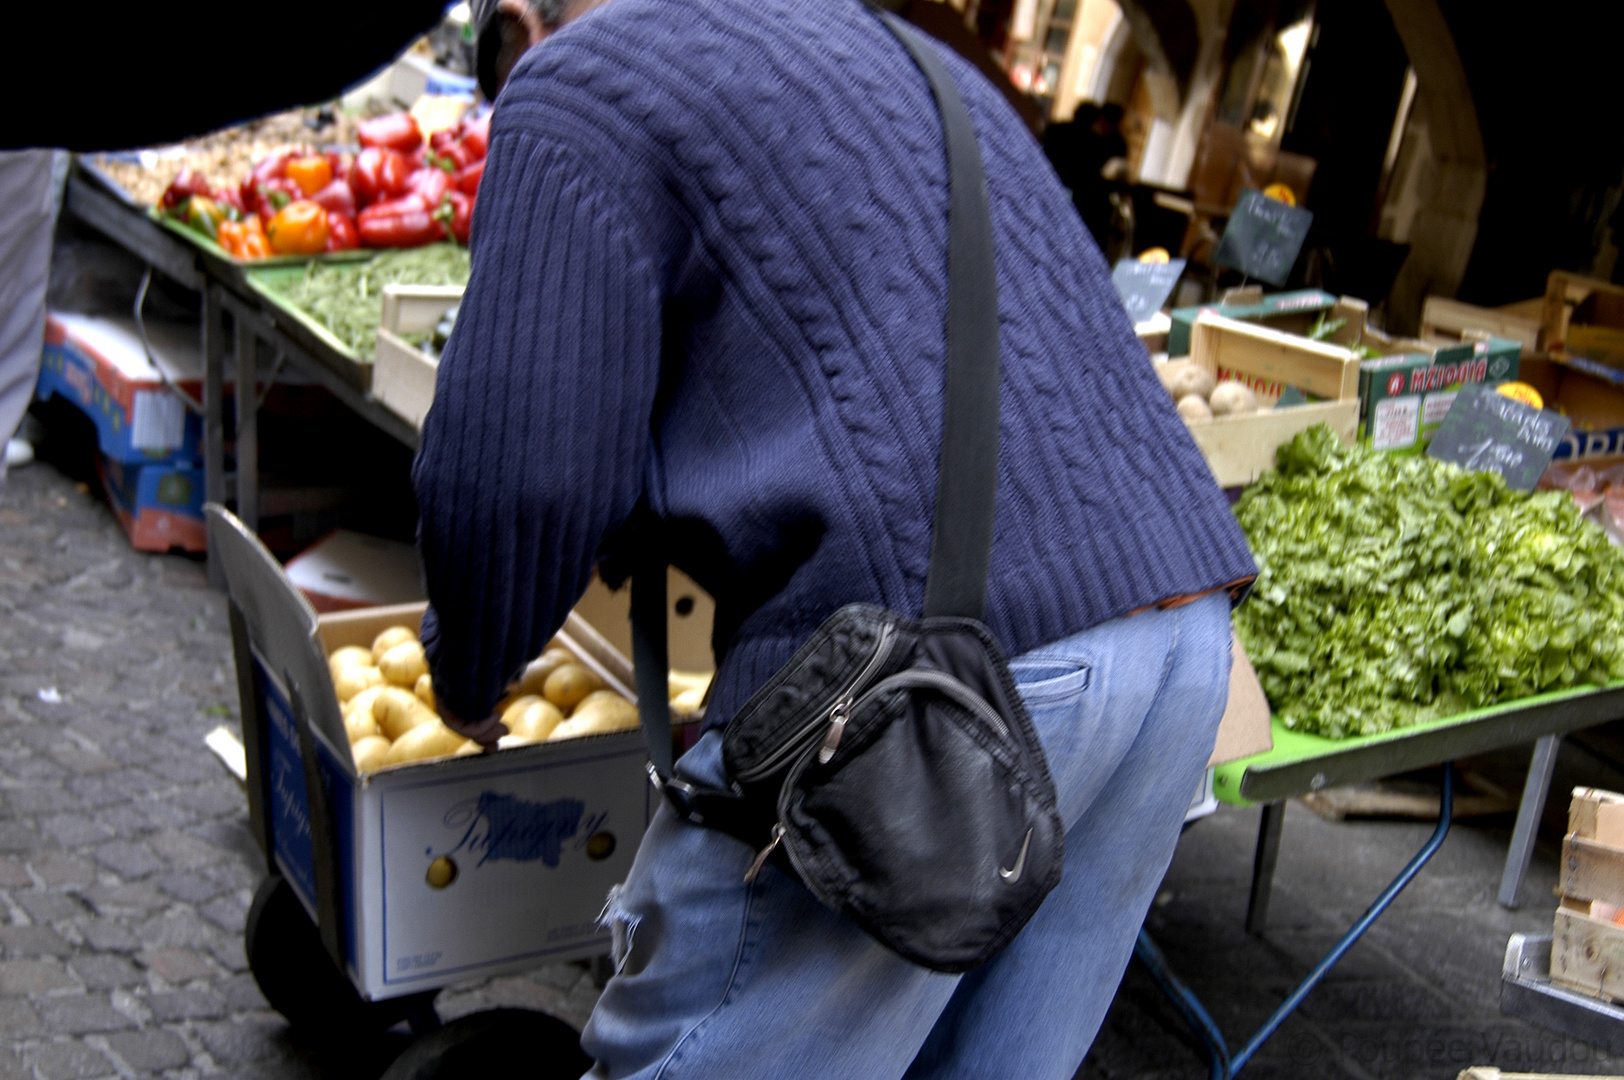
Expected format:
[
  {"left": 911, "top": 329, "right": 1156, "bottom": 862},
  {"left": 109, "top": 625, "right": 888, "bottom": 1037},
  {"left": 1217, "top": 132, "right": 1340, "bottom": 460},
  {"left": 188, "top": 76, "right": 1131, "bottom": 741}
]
[{"left": 1233, "top": 425, "right": 1624, "bottom": 738}]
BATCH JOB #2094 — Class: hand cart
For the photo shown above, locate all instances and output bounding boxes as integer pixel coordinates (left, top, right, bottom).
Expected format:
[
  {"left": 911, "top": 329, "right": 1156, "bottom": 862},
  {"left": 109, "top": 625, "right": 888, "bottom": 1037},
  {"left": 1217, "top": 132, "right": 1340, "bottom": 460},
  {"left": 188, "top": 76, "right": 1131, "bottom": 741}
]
[
  {"left": 1139, "top": 683, "right": 1624, "bottom": 1079},
  {"left": 208, "top": 505, "right": 654, "bottom": 1078}
]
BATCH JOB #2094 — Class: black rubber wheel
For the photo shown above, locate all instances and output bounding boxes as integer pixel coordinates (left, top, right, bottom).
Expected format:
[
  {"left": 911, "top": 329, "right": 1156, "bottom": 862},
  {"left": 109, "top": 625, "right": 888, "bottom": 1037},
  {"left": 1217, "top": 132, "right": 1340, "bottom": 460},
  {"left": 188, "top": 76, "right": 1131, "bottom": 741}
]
[
  {"left": 245, "top": 875, "right": 438, "bottom": 1041},
  {"left": 380, "top": 1008, "right": 592, "bottom": 1080}
]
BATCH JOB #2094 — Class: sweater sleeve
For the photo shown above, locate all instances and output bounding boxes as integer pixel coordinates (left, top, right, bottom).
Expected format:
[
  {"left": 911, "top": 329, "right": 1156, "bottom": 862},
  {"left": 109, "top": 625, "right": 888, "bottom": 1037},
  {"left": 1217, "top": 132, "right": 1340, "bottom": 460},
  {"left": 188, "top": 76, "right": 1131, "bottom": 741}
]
[{"left": 413, "top": 130, "right": 662, "bottom": 730}]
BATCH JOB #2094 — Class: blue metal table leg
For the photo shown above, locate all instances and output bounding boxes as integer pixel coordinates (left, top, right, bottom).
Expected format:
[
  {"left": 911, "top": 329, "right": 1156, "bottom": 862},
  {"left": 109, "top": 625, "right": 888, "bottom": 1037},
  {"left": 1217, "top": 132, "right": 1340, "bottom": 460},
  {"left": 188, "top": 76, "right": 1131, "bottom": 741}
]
[{"left": 1136, "top": 765, "right": 1454, "bottom": 1078}]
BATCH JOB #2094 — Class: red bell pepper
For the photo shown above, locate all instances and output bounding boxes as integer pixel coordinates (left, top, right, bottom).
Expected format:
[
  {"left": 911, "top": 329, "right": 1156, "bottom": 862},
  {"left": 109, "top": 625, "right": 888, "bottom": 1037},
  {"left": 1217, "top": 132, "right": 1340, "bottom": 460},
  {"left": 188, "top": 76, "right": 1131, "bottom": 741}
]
[
  {"left": 325, "top": 214, "right": 359, "bottom": 251},
  {"left": 240, "top": 176, "right": 302, "bottom": 221},
  {"left": 358, "top": 113, "right": 423, "bottom": 153},
  {"left": 308, "top": 178, "right": 357, "bottom": 220},
  {"left": 429, "top": 127, "right": 460, "bottom": 154},
  {"left": 349, "top": 147, "right": 413, "bottom": 206},
  {"left": 454, "top": 157, "right": 485, "bottom": 197},
  {"left": 429, "top": 142, "right": 471, "bottom": 173},
  {"left": 161, "top": 169, "right": 213, "bottom": 210},
  {"left": 357, "top": 195, "right": 445, "bottom": 248},
  {"left": 406, "top": 166, "right": 451, "bottom": 207},
  {"left": 441, "top": 190, "right": 474, "bottom": 245},
  {"left": 458, "top": 112, "right": 490, "bottom": 159}
]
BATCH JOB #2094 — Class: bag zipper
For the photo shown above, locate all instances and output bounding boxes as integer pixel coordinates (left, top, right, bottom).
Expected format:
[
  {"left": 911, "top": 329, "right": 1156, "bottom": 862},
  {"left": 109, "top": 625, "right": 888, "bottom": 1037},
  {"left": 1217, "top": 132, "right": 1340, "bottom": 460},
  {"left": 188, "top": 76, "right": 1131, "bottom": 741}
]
[
  {"left": 733, "top": 623, "right": 897, "bottom": 783},
  {"left": 747, "top": 667, "right": 1014, "bottom": 887}
]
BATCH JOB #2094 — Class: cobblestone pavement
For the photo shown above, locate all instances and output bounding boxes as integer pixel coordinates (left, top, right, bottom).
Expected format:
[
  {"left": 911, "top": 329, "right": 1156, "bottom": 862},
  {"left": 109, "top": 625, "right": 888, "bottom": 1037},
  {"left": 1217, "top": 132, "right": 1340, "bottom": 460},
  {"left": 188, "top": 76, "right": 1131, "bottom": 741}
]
[
  {"left": 5, "top": 453, "right": 1623, "bottom": 1079},
  {"left": 0, "top": 462, "right": 601, "bottom": 1080}
]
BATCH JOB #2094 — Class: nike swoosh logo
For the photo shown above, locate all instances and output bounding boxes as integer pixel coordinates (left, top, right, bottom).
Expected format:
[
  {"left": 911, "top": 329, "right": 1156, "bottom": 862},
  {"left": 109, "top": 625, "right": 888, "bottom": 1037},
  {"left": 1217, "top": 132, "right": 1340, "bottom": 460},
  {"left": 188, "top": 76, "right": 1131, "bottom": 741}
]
[{"left": 999, "top": 828, "right": 1033, "bottom": 884}]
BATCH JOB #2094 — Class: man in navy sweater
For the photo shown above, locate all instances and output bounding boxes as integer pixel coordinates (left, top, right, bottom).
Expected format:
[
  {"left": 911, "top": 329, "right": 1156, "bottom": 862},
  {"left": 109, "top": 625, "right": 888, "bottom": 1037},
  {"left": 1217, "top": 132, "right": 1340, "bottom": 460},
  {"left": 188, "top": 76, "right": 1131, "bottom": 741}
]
[{"left": 416, "top": 0, "right": 1255, "bottom": 1075}]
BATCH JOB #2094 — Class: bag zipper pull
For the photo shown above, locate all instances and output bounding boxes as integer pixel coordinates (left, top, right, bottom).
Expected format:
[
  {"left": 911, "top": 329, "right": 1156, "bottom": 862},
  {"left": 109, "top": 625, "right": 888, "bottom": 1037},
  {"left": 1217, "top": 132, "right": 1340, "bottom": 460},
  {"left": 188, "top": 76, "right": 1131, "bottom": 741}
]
[
  {"left": 817, "top": 698, "right": 853, "bottom": 765},
  {"left": 744, "top": 823, "right": 785, "bottom": 884}
]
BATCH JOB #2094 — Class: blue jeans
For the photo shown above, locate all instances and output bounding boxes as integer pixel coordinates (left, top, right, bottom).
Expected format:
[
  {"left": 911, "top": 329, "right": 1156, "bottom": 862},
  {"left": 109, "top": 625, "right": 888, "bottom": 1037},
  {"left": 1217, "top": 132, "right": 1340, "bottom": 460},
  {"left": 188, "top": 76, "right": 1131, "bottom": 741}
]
[{"left": 582, "top": 591, "right": 1232, "bottom": 1079}]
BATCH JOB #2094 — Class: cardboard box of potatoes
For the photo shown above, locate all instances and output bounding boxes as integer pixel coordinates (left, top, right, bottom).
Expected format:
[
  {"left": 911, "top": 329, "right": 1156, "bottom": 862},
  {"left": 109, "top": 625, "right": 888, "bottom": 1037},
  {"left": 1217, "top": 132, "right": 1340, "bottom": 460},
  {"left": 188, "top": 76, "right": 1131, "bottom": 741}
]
[{"left": 206, "top": 506, "right": 702, "bottom": 1001}]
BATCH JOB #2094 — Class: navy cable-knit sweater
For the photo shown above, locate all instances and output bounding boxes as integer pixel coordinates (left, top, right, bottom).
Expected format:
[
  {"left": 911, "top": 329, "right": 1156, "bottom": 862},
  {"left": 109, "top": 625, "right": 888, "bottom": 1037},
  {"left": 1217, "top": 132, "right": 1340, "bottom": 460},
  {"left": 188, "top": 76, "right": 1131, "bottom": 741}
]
[{"left": 413, "top": 0, "right": 1256, "bottom": 732}]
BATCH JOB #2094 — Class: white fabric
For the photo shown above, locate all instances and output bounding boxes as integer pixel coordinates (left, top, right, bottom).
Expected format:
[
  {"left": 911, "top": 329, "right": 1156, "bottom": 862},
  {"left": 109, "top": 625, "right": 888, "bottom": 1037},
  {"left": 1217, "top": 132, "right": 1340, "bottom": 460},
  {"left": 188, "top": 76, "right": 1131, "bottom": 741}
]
[{"left": 0, "top": 149, "right": 66, "bottom": 483}]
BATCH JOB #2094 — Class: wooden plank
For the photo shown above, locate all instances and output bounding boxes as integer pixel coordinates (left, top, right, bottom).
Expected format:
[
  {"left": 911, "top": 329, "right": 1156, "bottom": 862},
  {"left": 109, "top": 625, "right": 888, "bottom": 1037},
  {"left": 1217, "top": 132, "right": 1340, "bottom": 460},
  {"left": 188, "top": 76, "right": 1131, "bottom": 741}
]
[
  {"left": 1569, "top": 787, "right": 1624, "bottom": 840},
  {"left": 1551, "top": 906, "right": 1624, "bottom": 1003},
  {"left": 1562, "top": 833, "right": 1624, "bottom": 906},
  {"left": 1189, "top": 312, "right": 1361, "bottom": 401},
  {"left": 1422, "top": 296, "right": 1542, "bottom": 350}
]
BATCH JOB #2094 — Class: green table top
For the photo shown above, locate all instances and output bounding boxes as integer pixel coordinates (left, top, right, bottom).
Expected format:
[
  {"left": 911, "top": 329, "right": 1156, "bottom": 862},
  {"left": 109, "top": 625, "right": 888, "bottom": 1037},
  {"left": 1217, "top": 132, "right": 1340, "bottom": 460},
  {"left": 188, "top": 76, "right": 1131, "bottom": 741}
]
[{"left": 1214, "top": 681, "right": 1624, "bottom": 806}]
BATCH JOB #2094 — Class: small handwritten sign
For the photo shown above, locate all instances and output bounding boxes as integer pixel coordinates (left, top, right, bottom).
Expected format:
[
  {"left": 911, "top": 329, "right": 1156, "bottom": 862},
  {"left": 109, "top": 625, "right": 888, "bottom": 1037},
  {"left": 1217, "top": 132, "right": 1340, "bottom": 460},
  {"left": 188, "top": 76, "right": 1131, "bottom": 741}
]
[
  {"left": 1426, "top": 383, "right": 1571, "bottom": 490},
  {"left": 1214, "top": 188, "right": 1314, "bottom": 287},
  {"left": 1111, "top": 257, "right": 1187, "bottom": 324}
]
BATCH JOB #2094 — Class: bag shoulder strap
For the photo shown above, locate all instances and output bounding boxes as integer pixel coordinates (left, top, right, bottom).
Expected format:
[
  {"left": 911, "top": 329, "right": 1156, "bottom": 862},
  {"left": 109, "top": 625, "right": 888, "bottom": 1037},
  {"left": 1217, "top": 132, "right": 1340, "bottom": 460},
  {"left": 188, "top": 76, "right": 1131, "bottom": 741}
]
[{"left": 636, "top": 13, "right": 1000, "bottom": 782}]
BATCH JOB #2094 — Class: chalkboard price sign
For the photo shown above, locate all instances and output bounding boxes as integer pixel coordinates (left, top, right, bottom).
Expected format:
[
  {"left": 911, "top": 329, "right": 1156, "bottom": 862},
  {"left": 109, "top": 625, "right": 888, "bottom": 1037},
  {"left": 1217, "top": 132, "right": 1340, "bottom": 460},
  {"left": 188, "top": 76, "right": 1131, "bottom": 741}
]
[
  {"left": 1425, "top": 382, "right": 1571, "bottom": 491},
  {"left": 1111, "top": 257, "right": 1187, "bottom": 325},
  {"left": 1213, "top": 188, "right": 1315, "bottom": 287}
]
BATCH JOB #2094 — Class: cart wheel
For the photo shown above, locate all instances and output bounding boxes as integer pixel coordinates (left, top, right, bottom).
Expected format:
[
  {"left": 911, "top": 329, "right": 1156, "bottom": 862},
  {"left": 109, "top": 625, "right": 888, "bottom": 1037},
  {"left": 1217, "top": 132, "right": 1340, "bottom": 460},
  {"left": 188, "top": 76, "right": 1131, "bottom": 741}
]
[
  {"left": 380, "top": 1008, "right": 592, "bottom": 1080},
  {"left": 246, "top": 875, "right": 438, "bottom": 1041}
]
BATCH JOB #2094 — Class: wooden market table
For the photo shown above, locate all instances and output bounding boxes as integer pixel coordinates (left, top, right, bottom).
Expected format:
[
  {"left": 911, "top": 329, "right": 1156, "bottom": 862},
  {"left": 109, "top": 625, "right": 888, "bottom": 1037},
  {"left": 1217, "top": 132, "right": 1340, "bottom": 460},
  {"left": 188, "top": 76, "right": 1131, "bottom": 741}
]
[{"left": 1144, "top": 682, "right": 1624, "bottom": 1078}]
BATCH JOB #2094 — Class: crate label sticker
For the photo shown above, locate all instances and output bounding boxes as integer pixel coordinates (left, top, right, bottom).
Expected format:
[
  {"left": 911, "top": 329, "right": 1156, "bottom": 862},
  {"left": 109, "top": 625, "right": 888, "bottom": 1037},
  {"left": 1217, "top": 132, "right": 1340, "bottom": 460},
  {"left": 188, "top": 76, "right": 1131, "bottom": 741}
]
[
  {"left": 1372, "top": 396, "right": 1420, "bottom": 451},
  {"left": 1422, "top": 390, "right": 1459, "bottom": 426},
  {"left": 429, "top": 792, "right": 595, "bottom": 868},
  {"left": 131, "top": 390, "right": 185, "bottom": 452},
  {"left": 379, "top": 749, "right": 648, "bottom": 984}
]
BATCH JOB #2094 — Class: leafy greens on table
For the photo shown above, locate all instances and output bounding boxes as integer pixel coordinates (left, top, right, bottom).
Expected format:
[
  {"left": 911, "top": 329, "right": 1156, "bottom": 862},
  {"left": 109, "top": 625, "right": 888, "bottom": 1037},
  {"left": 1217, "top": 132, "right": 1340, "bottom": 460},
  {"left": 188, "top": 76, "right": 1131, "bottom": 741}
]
[{"left": 1233, "top": 425, "right": 1624, "bottom": 738}]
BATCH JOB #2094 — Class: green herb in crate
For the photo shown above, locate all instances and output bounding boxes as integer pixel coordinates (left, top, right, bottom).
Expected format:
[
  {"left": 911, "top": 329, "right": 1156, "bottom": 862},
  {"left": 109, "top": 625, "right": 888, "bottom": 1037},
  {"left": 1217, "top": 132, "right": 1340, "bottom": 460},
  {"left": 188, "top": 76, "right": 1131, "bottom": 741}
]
[
  {"left": 1234, "top": 425, "right": 1624, "bottom": 738},
  {"left": 267, "top": 245, "right": 471, "bottom": 358}
]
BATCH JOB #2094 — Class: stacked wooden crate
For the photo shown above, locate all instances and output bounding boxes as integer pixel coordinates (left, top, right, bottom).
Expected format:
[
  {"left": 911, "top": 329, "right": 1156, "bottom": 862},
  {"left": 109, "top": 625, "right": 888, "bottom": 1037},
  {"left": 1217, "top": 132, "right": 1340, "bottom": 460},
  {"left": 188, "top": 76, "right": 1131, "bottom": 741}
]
[{"left": 1551, "top": 787, "right": 1624, "bottom": 1000}]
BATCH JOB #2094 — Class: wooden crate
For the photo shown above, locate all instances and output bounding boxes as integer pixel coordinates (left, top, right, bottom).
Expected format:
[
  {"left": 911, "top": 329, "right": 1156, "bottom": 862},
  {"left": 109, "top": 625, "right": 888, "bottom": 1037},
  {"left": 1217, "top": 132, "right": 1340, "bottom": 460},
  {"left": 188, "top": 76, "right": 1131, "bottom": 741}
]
[
  {"left": 1551, "top": 788, "right": 1624, "bottom": 1002},
  {"left": 1544, "top": 271, "right": 1624, "bottom": 358},
  {"left": 371, "top": 284, "right": 463, "bottom": 431},
  {"left": 1159, "top": 312, "right": 1361, "bottom": 488},
  {"left": 1422, "top": 296, "right": 1542, "bottom": 351}
]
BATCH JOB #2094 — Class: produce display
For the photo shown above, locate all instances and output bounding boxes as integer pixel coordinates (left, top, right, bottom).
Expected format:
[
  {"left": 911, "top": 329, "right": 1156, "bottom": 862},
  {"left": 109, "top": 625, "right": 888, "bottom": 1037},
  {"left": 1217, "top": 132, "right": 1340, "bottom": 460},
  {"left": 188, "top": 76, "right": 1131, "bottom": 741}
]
[
  {"left": 1233, "top": 425, "right": 1624, "bottom": 738},
  {"left": 1540, "top": 461, "right": 1624, "bottom": 544},
  {"left": 154, "top": 109, "right": 488, "bottom": 259},
  {"left": 87, "top": 107, "right": 361, "bottom": 207},
  {"left": 1156, "top": 363, "right": 1262, "bottom": 421},
  {"left": 329, "top": 625, "right": 652, "bottom": 773},
  {"left": 261, "top": 244, "right": 471, "bottom": 357}
]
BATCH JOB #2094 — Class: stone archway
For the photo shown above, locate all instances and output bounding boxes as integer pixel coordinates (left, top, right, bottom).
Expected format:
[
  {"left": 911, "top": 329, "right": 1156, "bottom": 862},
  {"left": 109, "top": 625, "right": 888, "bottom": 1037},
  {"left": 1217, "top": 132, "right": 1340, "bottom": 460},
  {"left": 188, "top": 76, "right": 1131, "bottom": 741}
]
[{"left": 1379, "top": 0, "right": 1487, "bottom": 331}]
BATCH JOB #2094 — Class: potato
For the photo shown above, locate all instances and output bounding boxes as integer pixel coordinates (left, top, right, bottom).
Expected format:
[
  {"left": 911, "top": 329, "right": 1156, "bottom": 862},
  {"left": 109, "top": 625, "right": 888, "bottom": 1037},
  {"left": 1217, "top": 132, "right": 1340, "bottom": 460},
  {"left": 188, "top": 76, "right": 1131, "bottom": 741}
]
[
  {"left": 497, "top": 733, "right": 540, "bottom": 749},
  {"left": 379, "top": 640, "right": 429, "bottom": 687},
  {"left": 670, "top": 687, "right": 707, "bottom": 717},
  {"left": 544, "top": 664, "right": 603, "bottom": 713},
  {"left": 328, "top": 645, "right": 374, "bottom": 680},
  {"left": 551, "top": 690, "right": 639, "bottom": 738},
  {"left": 373, "top": 686, "right": 439, "bottom": 740},
  {"left": 351, "top": 735, "right": 392, "bottom": 773},
  {"left": 415, "top": 673, "right": 435, "bottom": 710},
  {"left": 1169, "top": 366, "right": 1216, "bottom": 402},
  {"left": 1208, "top": 380, "right": 1259, "bottom": 416},
  {"left": 1176, "top": 394, "right": 1213, "bottom": 421},
  {"left": 383, "top": 720, "right": 470, "bottom": 766},
  {"left": 506, "top": 698, "right": 565, "bottom": 742},
  {"left": 514, "top": 648, "right": 575, "bottom": 697},
  {"left": 371, "top": 625, "right": 417, "bottom": 663},
  {"left": 334, "top": 665, "right": 385, "bottom": 703},
  {"left": 345, "top": 707, "right": 381, "bottom": 744},
  {"left": 345, "top": 684, "right": 387, "bottom": 721},
  {"left": 668, "top": 670, "right": 712, "bottom": 699}
]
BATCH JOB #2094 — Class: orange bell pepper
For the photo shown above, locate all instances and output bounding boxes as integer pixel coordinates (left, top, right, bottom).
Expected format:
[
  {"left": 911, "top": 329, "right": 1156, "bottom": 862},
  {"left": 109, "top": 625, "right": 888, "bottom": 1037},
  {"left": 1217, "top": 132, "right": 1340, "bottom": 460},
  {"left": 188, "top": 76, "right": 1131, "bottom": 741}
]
[
  {"left": 217, "top": 218, "right": 245, "bottom": 256},
  {"left": 266, "top": 201, "right": 330, "bottom": 255},
  {"left": 286, "top": 155, "right": 334, "bottom": 197},
  {"left": 217, "top": 214, "right": 271, "bottom": 260}
]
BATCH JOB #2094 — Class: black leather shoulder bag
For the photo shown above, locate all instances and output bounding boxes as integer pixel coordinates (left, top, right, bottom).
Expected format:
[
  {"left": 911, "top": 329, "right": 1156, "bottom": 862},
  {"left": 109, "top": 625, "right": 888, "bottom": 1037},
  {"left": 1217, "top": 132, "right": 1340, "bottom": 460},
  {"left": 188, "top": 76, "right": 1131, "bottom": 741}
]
[{"left": 630, "top": 12, "right": 1064, "bottom": 974}]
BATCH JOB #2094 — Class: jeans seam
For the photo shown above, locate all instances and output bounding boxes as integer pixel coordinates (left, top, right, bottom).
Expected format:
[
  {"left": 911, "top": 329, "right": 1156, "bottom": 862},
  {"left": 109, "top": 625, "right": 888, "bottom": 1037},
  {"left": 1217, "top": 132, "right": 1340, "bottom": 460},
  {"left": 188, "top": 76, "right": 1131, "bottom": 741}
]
[
  {"left": 652, "top": 865, "right": 762, "bottom": 1079},
  {"left": 1149, "top": 606, "right": 1183, "bottom": 708}
]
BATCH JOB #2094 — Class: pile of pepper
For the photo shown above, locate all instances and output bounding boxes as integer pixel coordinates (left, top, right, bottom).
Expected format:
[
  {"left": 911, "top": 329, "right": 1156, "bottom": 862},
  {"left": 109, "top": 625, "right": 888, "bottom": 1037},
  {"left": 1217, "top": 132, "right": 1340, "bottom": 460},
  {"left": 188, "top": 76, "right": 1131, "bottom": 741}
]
[{"left": 158, "top": 110, "right": 488, "bottom": 260}]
